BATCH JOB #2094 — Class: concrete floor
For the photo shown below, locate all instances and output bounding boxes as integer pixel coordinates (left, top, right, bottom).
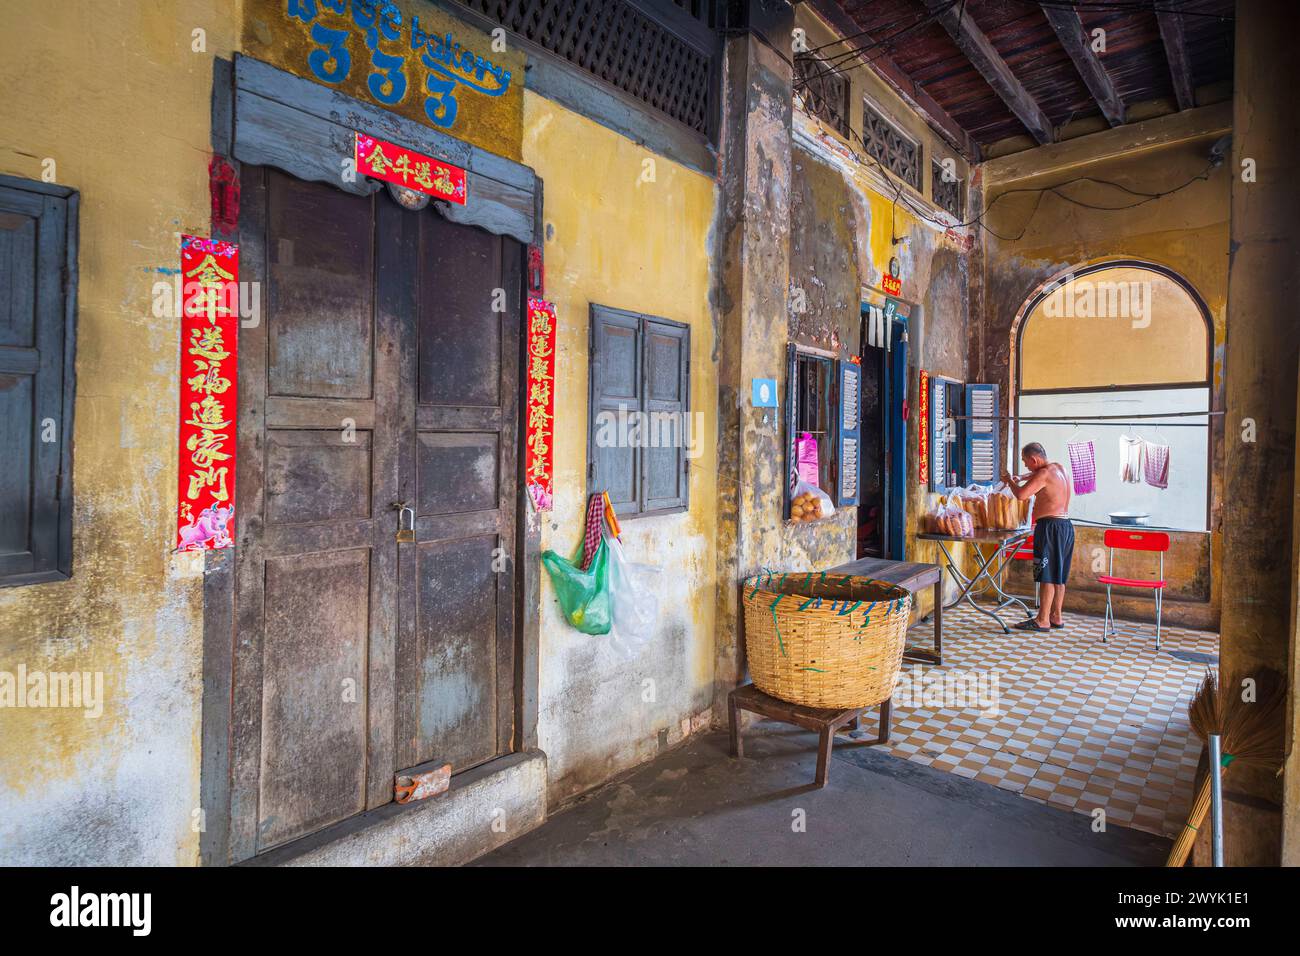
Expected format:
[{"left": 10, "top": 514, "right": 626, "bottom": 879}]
[{"left": 475, "top": 721, "right": 1172, "bottom": 866}]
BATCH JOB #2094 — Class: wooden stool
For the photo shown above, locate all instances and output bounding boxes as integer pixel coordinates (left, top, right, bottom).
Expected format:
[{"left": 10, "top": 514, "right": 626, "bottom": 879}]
[{"left": 727, "top": 683, "right": 892, "bottom": 788}]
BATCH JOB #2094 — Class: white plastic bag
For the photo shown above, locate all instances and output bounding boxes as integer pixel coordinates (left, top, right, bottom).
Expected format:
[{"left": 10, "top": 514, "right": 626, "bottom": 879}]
[
  {"left": 603, "top": 531, "right": 661, "bottom": 654},
  {"left": 790, "top": 480, "right": 835, "bottom": 523}
]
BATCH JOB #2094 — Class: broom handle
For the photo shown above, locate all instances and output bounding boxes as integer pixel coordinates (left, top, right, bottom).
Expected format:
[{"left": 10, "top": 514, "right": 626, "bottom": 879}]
[
  {"left": 1209, "top": 734, "right": 1225, "bottom": 866},
  {"left": 1165, "top": 776, "right": 1211, "bottom": 867}
]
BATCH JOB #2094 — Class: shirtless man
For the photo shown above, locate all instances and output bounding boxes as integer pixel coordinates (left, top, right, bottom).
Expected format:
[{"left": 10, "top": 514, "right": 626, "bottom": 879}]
[{"left": 1001, "top": 442, "right": 1073, "bottom": 632}]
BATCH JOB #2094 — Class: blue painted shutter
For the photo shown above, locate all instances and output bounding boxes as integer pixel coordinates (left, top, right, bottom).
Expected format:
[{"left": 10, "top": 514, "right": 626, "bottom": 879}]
[
  {"left": 929, "top": 377, "right": 947, "bottom": 491},
  {"left": 836, "top": 359, "right": 860, "bottom": 507},
  {"left": 965, "top": 383, "right": 1000, "bottom": 487},
  {"left": 784, "top": 344, "right": 799, "bottom": 510}
]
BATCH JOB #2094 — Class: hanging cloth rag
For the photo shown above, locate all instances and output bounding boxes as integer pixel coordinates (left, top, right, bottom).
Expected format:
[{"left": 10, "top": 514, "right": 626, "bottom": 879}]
[
  {"left": 1067, "top": 439, "right": 1097, "bottom": 495},
  {"left": 1119, "top": 434, "right": 1144, "bottom": 483},
  {"left": 1143, "top": 440, "right": 1170, "bottom": 489},
  {"left": 580, "top": 492, "right": 606, "bottom": 571}
]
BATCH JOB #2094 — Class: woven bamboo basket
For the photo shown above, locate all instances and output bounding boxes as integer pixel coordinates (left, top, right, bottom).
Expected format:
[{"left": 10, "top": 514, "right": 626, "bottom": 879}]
[{"left": 742, "top": 570, "right": 912, "bottom": 709}]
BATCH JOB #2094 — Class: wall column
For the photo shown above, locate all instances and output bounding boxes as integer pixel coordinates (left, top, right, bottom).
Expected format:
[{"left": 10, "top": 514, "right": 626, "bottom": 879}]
[
  {"left": 712, "top": 11, "right": 794, "bottom": 711},
  {"left": 1218, "top": 0, "right": 1300, "bottom": 866}
]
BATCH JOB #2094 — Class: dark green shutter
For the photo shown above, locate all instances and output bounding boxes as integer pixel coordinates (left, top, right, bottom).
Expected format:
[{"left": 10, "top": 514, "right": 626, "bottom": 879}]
[
  {"left": 0, "top": 179, "right": 76, "bottom": 587},
  {"left": 589, "top": 305, "right": 641, "bottom": 515},
  {"left": 642, "top": 317, "right": 689, "bottom": 513}
]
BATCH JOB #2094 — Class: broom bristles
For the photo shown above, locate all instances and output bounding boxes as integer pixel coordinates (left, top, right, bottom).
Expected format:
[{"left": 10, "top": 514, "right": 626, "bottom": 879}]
[
  {"left": 1167, "top": 668, "right": 1285, "bottom": 867},
  {"left": 1187, "top": 668, "right": 1286, "bottom": 769}
]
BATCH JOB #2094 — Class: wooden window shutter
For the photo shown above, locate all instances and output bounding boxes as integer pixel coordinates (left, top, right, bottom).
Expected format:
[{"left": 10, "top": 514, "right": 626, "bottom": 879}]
[
  {"left": 964, "top": 383, "right": 1000, "bottom": 487},
  {"left": 929, "top": 377, "right": 947, "bottom": 491},
  {"left": 0, "top": 179, "right": 76, "bottom": 588},
  {"left": 836, "top": 359, "right": 861, "bottom": 507},
  {"left": 588, "top": 305, "right": 641, "bottom": 516},
  {"left": 641, "top": 317, "right": 689, "bottom": 513}
]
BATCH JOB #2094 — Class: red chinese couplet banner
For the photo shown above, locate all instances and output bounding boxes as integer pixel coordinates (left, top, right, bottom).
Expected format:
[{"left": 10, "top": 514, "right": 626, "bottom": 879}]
[
  {"left": 525, "top": 297, "right": 557, "bottom": 512},
  {"left": 918, "top": 369, "right": 929, "bottom": 486},
  {"left": 355, "top": 133, "right": 468, "bottom": 205},
  {"left": 176, "top": 236, "right": 238, "bottom": 551}
]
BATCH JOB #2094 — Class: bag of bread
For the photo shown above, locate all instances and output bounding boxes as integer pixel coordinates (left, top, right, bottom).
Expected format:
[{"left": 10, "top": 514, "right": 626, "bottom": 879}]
[
  {"left": 953, "top": 485, "right": 989, "bottom": 529},
  {"left": 989, "top": 485, "right": 1020, "bottom": 529},
  {"left": 789, "top": 479, "right": 835, "bottom": 523},
  {"left": 930, "top": 501, "right": 973, "bottom": 537}
]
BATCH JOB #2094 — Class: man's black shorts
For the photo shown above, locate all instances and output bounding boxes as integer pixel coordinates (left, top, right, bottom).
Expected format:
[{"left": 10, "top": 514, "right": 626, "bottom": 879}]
[{"left": 1032, "top": 517, "right": 1074, "bottom": 585}]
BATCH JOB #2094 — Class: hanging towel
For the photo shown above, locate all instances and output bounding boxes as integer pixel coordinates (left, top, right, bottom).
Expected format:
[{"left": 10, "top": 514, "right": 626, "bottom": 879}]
[
  {"left": 1067, "top": 439, "right": 1097, "bottom": 495},
  {"left": 1143, "top": 440, "right": 1170, "bottom": 489},
  {"left": 1119, "top": 435, "right": 1144, "bottom": 483},
  {"left": 580, "top": 492, "right": 606, "bottom": 571}
]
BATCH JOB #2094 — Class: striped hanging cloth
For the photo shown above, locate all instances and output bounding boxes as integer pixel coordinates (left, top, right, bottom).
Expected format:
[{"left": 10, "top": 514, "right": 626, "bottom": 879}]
[{"left": 580, "top": 492, "right": 606, "bottom": 571}]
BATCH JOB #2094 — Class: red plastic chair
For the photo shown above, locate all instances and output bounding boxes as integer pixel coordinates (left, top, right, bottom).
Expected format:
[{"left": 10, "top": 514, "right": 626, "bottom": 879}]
[{"left": 1098, "top": 529, "right": 1170, "bottom": 647}]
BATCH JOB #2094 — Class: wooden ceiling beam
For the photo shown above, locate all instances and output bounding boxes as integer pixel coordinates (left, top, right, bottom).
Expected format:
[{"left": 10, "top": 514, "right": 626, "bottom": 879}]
[
  {"left": 1155, "top": 8, "right": 1196, "bottom": 111},
  {"left": 1041, "top": 6, "right": 1127, "bottom": 127},
  {"left": 807, "top": 0, "right": 979, "bottom": 162},
  {"left": 923, "top": 0, "right": 1055, "bottom": 145}
]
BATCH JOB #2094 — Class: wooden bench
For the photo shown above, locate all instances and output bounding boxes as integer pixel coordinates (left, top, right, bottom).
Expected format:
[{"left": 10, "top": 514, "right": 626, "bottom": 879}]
[{"left": 728, "top": 683, "right": 891, "bottom": 788}]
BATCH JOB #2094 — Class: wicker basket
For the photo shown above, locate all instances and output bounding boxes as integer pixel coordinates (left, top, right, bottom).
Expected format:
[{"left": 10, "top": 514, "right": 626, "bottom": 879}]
[{"left": 742, "top": 571, "right": 912, "bottom": 709}]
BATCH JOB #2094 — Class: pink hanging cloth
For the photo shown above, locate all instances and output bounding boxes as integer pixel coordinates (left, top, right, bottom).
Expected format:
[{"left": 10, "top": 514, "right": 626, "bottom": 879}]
[
  {"left": 1067, "top": 439, "right": 1097, "bottom": 495},
  {"left": 580, "top": 492, "right": 606, "bottom": 570},
  {"left": 1143, "top": 440, "right": 1170, "bottom": 489}
]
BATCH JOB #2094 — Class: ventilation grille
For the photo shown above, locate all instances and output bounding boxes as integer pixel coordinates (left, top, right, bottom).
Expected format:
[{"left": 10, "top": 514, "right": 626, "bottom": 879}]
[
  {"left": 795, "top": 52, "right": 851, "bottom": 138},
  {"left": 863, "top": 100, "right": 921, "bottom": 190},
  {"left": 456, "top": 0, "right": 716, "bottom": 136},
  {"left": 931, "top": 160, "right": 963, "bottom": 219}
]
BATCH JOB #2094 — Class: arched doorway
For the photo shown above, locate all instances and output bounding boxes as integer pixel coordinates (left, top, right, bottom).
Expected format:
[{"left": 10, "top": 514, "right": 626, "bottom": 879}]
[{"left": 1013, "top": 261, "right": 1213, "bottom": 531}]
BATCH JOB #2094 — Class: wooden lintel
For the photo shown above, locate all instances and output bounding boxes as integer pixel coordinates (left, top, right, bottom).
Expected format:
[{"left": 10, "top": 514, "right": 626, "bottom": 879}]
[{"left": 981, "top": 100, "right": 1231, "bottom": 185}]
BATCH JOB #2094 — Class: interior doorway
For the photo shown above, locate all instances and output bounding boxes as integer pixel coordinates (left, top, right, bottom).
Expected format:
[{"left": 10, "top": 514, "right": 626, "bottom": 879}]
[
  {"left": 228, "top": 166, "right": 523, "bottom": 858},
  {"left": 858, "top": 303, "right": 909, "bottom": 560}
]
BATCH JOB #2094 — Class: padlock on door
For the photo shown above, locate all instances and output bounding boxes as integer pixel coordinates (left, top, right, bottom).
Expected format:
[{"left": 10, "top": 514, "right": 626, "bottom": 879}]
[{"left": 394, "top": 501, "right": 416, "bottom": 543}]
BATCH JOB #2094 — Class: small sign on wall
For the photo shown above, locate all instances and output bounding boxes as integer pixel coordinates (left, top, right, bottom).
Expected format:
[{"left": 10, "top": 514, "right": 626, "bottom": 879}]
[
  {"left": 525, "top": 297, "right": 557, "bottom": 512},
  {"left": 355, "top": 133, "right": 467, "bottom": 204},
  {"left": 751, "top": 378, "right": 778, "bottom": 408},
  {"left": 176, "top": 236, "right": 239, "bottom": 551}
]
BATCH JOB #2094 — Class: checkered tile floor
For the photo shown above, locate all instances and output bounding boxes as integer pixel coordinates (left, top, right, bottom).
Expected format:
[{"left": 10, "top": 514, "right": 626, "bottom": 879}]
[{"left": 852, "top": 605, "right": 1217, "bottom": 839}]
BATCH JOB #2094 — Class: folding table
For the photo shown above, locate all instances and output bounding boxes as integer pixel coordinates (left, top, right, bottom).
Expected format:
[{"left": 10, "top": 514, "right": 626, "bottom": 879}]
[{"left": 916, "top": 528, "right": 1033, "bottom": 633}]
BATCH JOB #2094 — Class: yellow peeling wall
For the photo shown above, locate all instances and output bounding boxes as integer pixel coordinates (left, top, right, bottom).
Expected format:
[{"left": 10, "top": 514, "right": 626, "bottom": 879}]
[
  {"left": 0, "top": 0, "right": 237, "bottom": 864},
  {"left": 521, "top": 94, "right": 719, "bottom": 803}
]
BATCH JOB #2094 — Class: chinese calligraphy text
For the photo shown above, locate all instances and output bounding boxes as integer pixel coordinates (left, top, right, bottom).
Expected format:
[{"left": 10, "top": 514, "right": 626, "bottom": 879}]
[
  {"left": 524, "top": 297, "right": 557, "bottom": 512},
  {"left": 177, "top": 236, "right": 239, "bottom": 551}
]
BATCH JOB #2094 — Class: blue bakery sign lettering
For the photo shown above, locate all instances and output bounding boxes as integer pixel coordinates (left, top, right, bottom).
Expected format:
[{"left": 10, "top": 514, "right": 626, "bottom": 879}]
[{"left": 245, "top": 0, "right": 525, "bottom": 159}]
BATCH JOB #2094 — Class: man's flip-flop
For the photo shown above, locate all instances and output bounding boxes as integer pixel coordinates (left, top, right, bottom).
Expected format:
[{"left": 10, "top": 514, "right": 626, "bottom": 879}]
[
  {"left": 1051, "top": 622, "right": 1065, "bottom": 629},
  {"left": 1013, "top": 619, "right": 1051, "bottom": 632}
]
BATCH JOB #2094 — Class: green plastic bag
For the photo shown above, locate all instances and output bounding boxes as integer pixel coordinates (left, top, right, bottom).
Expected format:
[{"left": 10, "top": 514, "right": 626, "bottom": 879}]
[{"left": 542, "top": 539, "right": 613, "bottom": 635}]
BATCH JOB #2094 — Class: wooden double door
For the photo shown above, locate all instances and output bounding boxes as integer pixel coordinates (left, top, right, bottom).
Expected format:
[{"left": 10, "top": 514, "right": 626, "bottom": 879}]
[{"left": 232, "top": 168, "right": 521, "bottom": 855}]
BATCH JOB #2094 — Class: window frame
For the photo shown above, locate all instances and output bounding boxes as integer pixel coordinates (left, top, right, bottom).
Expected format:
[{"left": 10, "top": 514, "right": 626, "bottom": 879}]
[
  {"left": 587, "top": 303, "right": 691, "bottom": 521},
  {"left": 0, "top": 174, "right": 78, "bottom": 589},
  {"left": 1012, "top": 260, "right": 1214, "bottom": 532}
]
